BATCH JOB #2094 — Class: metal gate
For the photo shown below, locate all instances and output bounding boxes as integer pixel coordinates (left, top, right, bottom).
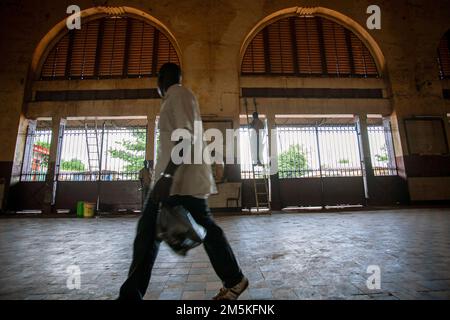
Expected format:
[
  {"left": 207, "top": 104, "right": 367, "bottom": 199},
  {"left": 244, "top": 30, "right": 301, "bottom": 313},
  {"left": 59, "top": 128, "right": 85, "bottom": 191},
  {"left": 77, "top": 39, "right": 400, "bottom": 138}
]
[{"left": 276, "top": 124, "right": 365, "bottom": 207}]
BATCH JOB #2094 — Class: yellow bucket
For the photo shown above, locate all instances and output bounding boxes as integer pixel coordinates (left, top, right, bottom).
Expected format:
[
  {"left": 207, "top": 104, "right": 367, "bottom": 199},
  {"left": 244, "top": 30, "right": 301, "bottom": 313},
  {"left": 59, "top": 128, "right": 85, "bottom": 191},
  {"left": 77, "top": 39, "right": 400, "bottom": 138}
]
[{"left": 83, "top": 202, "right": 95, "bottom": 218}]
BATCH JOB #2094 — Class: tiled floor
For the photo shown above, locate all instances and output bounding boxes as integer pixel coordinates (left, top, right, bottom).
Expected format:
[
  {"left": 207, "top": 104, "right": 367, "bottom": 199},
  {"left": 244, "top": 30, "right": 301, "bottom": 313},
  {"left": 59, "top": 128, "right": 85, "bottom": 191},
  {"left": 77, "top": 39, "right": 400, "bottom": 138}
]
[{"left": 0, "top": 209, "right": 450, "bottom": 300}]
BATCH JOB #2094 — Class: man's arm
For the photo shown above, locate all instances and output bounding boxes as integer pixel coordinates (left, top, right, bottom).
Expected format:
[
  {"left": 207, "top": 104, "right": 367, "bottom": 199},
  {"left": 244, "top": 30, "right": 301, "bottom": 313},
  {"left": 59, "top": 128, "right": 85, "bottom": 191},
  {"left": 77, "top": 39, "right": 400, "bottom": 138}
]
[{"left": 149, "top": 139, "right": 183, "bottom": 204}]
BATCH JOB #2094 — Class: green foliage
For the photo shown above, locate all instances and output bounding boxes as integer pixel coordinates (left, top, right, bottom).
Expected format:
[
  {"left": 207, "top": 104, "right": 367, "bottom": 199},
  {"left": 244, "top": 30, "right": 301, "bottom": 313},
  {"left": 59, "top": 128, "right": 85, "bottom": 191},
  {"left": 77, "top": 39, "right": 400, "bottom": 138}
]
[
  {"left": 61, "top": 158, "right": 85, "bottom": 172},
  {"left": 278, "top": 145, "right": 309, "bottom": 178},
  {"left": 375, "top": 146, "right": 389, "bottom": 163},
  {"left": 109, "top": 130, "right": 146, "bottom": 172}
]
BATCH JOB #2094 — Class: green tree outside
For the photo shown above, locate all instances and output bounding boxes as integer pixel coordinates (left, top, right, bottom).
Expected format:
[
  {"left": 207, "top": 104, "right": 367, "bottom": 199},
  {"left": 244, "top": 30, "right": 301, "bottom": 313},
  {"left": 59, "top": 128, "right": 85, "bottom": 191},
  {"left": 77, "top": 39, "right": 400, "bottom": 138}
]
[
  {"left": 278, "top": 144, "right": 309, "bottom": 178},
  {"left": 109, "top": 130, "right": 146, "bottom": 172},
  {"left": 375, "top": 145, "right": 389, "bottom": 163}
]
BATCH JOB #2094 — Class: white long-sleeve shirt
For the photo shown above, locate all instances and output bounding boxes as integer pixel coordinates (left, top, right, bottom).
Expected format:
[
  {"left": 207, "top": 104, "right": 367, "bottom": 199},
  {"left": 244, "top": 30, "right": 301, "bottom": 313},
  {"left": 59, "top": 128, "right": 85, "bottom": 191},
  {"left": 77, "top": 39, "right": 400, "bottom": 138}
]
[{"left": 153, "top": 84, "right": 217, "bottom": 198}]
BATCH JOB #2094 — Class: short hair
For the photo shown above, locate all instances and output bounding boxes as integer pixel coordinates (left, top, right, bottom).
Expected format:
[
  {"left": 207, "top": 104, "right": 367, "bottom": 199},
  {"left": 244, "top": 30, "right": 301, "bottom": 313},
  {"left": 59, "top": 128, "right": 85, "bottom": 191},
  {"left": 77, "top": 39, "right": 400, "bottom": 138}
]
[
  {"left": 252, "top": 112, "right": 258, "bottom": 118},
  {"left": 158, "top": 63, "right": 181, "bottom": 83}
]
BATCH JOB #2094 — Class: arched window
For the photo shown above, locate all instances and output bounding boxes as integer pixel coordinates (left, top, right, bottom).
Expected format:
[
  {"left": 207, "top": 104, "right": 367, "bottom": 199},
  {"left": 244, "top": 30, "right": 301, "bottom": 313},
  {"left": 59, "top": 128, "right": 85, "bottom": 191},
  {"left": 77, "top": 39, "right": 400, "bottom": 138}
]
[
  {"left": 241, "top": 16, "right": 379, "bottom": 78},
  {"left": 41, "top": 16, "right": 180, "bottom": 80},
  {"left": 438, "top": 30, "right": 450, "bottom": 80}
]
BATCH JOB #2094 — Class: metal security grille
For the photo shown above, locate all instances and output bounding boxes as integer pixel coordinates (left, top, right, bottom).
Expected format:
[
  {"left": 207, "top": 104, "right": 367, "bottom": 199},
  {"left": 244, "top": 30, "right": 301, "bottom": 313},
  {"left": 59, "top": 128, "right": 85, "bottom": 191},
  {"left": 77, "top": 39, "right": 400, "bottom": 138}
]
[
  {"left": 58, "top": 126, "right": 147, "bottom": 181},
  {"left": 276, "top": 125, "right": 362, "bottom": 178},
  {"left": 21, "top": 125, "right": 52, "bottom": 182},
  {"left": 239, "top": 123, "right": 398, "bottom": 179},
  {"left": 368, "top": 125, "right": 398, "bottom": 176}
]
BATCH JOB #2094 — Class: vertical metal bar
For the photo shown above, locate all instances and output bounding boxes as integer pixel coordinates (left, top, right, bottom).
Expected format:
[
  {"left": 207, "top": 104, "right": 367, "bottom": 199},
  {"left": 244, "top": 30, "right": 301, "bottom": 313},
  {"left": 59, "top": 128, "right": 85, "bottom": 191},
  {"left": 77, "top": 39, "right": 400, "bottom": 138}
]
[
  {"left": 289, "top": 17, "right": 299, "bottom": 75},
  {"left": 152, "top": 29, "right": 160, "bottom": 76},
  {"left": 316, "top": 17, "right": 328, "bottom": 75},
  {"left": 345, "top": 29, "right": 356, "bottom": 75},
  {"left": 361, "top": 40, "right": 368, "bottom": 77},
  {"left": 96, "top": 122, "right": 105, "bottom": 211},
  {"left": 315, "top": 124, "right": 325, "bottom": 208},
  {"left": 331, "top": 24, "right": 340, "bottom": 76},
  {"left": 52, "top": 119, "right": 66, "bottom": 206},
  {"left": 81, "top": 22, "right": 90, "bottom": 78},
  {"left": 263, "top": 28, "right": 271, "bottom": 74},
  {"left": 94, "top": 19, "right": 105, "bottom": 78},
  {"left": 122, "top": 18, "right": 132, "bottom": 77},
  {"left": 104, "top": 126, "right": 109, "bottom": 179},
  {"left": 355, "top": 117, "right": 369, "bottom": 204},
  {"left": 108, "top": 19, "right": 117, "bottom": 77},
  {"left": 65, "top": 31, "right": 75, "bottom": 78}
]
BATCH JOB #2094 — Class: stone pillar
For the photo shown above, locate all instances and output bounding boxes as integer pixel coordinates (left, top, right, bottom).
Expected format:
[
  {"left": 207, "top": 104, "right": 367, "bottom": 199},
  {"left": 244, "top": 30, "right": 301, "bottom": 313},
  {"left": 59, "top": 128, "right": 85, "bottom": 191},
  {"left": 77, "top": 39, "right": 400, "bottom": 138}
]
[
  {"left": 42, "top": 116, "right": 66, "bottom": 214},
  {"left": 11, "top": 117, "right": 33, "bottom": 186},
  {"left": 1, "top": 117, "right": 31, "bottom": 211},
  {"left": 355, "top": 114, "right": 375, "bottom": 204},
  {"left": 389, "top": 112, "right": 408, "bottom": 179}
]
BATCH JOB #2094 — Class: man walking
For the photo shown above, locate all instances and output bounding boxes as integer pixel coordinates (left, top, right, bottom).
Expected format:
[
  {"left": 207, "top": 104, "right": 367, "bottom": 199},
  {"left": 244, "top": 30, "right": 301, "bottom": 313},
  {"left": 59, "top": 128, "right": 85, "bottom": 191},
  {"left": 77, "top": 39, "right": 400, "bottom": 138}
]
[{"left": 119, "top": 63, "right": 248, "bottom": 300}]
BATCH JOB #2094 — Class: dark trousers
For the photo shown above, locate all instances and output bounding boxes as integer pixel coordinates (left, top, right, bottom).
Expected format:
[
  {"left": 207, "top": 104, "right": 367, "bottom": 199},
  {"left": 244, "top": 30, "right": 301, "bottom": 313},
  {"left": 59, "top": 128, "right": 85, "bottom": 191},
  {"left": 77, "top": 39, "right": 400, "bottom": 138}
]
[
  {"left": 119, "top": 195, "right": 244, "bottom": 300},
  {"left": 141, "top": 186, "right": 150, "bottom": 208}
]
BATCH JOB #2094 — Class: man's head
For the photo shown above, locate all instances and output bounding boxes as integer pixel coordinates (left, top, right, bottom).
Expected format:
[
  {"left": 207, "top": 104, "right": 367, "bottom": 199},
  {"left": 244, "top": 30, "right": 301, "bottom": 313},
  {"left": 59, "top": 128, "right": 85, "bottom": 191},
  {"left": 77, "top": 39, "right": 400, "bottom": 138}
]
[
  {"left": 252, "top": 112, "right": 259, "bottom": 119},
  {"left": 143, "top": 160, "right": 149, "bottom": 169},
  {"left": 157, "top": 63, "right": 181, "bottom": 97}
]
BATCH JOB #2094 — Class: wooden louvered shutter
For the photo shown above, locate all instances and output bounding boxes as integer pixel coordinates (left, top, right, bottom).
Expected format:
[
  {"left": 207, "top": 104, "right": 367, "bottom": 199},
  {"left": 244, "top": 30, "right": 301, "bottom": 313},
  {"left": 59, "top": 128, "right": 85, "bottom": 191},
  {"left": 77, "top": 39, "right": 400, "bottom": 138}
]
[
  {"left": 69, "top": 20, "right": 99, "bottom": 78},
  {"left": 156, "top": 32, "right": 180, "bottom": 73},
  {"left": 295, "top": 17, "right": 322, "bottom": 74},
  {"left": 168, "top": 39, "right": 180, "bottom": 66},
  {"left": 41, "top": 17, "right": 180, "bottom": 79},
  {"left": 127, "top": 20, "right": 155, "bottom": 76},
  {"left": 41, "top": 34, "right": 70, "bottom": 79},
  {"left": 438, "top": 33, "right": 450, "bottom": 79},
  {"left": 350, "top": 33, "right": 378, "bottom": 77},
  {"left": 241, "top": 32, "right": 265, "bottom": 74},
  {"left": 267, "top": 19, "right": 295, "bottom": 74},
  {"left": 98, "top": 18, "right": 127, "bottom": 77},
  {"left": 321, "top": 18, "right": 351, "bottom": 76}
]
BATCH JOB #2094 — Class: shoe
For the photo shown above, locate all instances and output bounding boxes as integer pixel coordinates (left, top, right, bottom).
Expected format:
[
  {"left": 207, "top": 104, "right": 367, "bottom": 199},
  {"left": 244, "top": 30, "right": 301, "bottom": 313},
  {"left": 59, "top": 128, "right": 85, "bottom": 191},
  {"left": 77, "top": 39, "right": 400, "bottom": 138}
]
[{"left": 212, "top": 277, "right": 249, "bottom": 300}]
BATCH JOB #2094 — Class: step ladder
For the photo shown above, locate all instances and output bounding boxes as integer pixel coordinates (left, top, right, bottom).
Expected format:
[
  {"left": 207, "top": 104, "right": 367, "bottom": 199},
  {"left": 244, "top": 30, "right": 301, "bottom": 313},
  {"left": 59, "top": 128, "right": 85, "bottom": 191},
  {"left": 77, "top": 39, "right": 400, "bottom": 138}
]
[
  {"left": 252, "top": 163, "right": 270, "bottom": 214},
  {"left": 84, "top": 121, "right": 105, "bottom": 212},
  {"left": 244, "top": 98, "right": 271, "bottom": 214},
  {"left": 84, "top": 122, "right": 102, "bottom": 180}
]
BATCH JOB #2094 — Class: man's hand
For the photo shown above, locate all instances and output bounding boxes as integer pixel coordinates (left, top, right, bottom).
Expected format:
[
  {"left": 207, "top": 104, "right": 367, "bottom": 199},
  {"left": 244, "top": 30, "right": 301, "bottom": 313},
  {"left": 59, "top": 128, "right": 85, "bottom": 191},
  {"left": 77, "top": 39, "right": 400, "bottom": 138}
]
[{"left": 150, "top": 176, "right": 173, "bottom": 204}]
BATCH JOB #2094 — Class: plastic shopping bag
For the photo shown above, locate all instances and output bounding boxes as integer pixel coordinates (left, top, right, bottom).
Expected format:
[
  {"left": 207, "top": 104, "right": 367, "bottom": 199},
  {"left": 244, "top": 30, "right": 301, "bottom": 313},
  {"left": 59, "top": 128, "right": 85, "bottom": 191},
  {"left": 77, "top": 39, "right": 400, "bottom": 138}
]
[{"left": 156, "top": 205, "right": 207, "bottom": 256}]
